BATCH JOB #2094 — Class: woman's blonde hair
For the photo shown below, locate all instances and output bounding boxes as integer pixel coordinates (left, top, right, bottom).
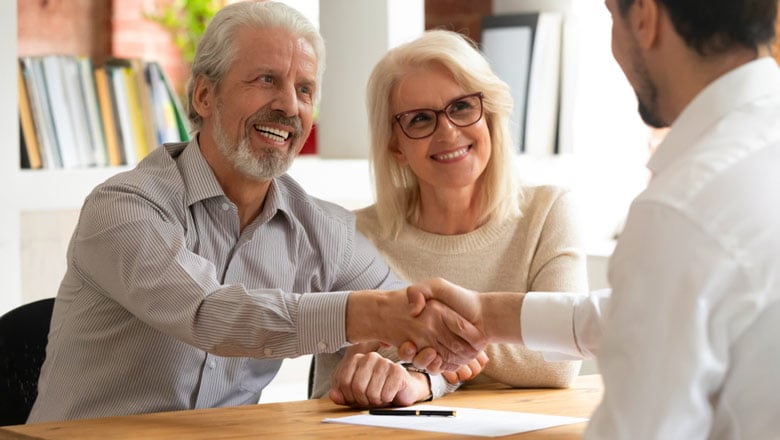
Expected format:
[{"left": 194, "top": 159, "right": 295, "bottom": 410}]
[{"left": 366, "top": 30, "right": 519, "bottom": 238}]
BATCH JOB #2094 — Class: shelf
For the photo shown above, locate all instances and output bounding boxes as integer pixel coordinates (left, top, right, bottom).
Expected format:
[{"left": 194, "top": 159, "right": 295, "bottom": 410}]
[{"left": 14, "top": 167, "right": 131, "bottom": 211}]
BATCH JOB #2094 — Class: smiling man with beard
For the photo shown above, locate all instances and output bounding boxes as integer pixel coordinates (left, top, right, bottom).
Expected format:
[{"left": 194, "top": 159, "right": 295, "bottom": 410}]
[{"left": 27, "top": 1, "right": 486, "bottom": 423}]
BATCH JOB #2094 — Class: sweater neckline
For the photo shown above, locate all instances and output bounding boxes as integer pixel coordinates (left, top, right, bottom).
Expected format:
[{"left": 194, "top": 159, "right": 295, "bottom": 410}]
[{"left": 399, "top": 214, "right": 517, "bottom": 255}]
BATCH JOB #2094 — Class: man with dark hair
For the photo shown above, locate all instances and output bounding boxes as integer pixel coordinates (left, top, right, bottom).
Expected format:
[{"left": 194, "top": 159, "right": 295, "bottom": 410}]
[{"left": 410, "top": 0, "right": 780, "bottom": 438}]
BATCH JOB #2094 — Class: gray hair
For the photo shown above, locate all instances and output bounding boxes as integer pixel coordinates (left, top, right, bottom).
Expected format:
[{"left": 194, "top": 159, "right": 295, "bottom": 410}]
[
  {"left": 186, "top": 1, "right": 325, "bottom": 131},
  {"left": 366, "top": 30, "right": 520, "bottom": 238}
]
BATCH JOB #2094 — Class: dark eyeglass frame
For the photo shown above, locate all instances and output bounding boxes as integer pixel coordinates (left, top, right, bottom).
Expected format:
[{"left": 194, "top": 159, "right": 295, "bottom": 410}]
[{"left": 393, "top": 92, "right": 485, "bottom": 140}]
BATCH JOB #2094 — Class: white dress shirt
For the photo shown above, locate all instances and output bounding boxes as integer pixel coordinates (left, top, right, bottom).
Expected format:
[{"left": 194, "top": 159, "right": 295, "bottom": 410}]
[{"left": 521, "top": 57, "right": 780, "bottom": 439}]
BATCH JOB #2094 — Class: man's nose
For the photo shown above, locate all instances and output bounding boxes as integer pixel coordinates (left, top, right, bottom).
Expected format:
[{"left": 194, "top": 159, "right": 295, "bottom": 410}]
[{"left": 271, "top": 85, "right": 298, "bottom": 117}]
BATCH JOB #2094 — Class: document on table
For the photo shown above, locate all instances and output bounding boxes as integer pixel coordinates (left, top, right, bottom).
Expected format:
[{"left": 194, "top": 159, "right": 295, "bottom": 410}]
[{"left": 322, "top": 404, "right": 588, "bottom": 437}]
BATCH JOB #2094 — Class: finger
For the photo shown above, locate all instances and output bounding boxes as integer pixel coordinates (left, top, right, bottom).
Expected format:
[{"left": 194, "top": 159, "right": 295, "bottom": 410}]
[
  {"left": 477, "top": 350, "right": 489, "bottom": 367},
  {"left": 397, "top": 341, "right": 418, "bottom": 362},
  {"left": 379, "top": 364, "right": 407, "bottom": 404},
  {"left": 334, "top": 356, "right": 360, "bottom": 405},
  {"left": 350, "top": 358, "right": 378, "bottom": 407},
  {"left": 425, "top": 355, "right": 444, "bottom": 374},
  {"left": 437, "top": 303, "right": 486, "bottom": 364},
  {"left": 454, "top": 364, "right": 472, "bottom": 382},
  {"left": 442, "top": 370, "right": 459, "bottom": 385},
  {"left": 411, "top": 347, "right": 438, "bottom": 370}
]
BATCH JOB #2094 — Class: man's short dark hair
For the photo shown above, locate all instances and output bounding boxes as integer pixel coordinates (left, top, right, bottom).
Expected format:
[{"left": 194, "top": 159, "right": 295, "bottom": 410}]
[{"left": 616, "top": 0, "right": 777, "bottom": 55}]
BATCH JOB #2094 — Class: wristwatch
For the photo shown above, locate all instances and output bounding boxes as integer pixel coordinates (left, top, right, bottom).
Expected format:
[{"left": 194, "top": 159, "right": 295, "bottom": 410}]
[
  {"left": 401, "top": 363, "right": 433, "bottom": 401},
  {"left": 400, "top": 362, "right": 427, "bottom": 374}
]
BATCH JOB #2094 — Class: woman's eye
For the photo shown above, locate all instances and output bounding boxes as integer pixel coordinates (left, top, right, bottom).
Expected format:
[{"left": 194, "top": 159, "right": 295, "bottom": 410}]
[{"left": 409, "top": 112, "right": 432, "bottom": 125}]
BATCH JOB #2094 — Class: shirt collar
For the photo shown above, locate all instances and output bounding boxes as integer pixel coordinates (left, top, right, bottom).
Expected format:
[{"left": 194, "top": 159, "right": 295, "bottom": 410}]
[
  {"left": 169, "top": 135, "right": 228, "bottom": 207},
  {"left": 169, "top": 135, "right": 296, "bottom": 226},
  {"left": 648, "top": 57, "right": 780, "bottom": 176}
]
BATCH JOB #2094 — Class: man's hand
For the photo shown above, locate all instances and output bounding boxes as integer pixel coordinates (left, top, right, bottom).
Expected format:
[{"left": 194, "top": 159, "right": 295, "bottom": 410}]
[
  {"left": 401, "top": 278, "right": 525, "bottom": 369},
  {"left": 442, "top": 350, "right": 489, "bottom": 385},
  {"left": 329, "top": 349, "right": 430, "bottom": 408},
  {"left": 346, "top": 280, "right": 488, "bottom": 373}
]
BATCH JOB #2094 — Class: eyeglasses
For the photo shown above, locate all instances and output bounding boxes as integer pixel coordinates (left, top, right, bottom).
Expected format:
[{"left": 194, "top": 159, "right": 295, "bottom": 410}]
[{"left": 393, "top": 92, "right": 484, "bottom": 140}]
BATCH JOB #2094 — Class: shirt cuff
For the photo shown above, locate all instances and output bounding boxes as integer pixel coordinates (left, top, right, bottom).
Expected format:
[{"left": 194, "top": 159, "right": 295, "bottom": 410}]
[
  {"left": 521, "top": 292, "right": 586, "bottom": 361},
  {"left": 298, "top": 291, "right": 351, "bottom": 354}
]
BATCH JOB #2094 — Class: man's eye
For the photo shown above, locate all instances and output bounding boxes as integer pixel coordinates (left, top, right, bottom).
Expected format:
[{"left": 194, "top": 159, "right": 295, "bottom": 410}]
[
  {"left": 258, "top": 75, "right": 274, "bottom": 84},
  {"left": 299, "top": 85, "right": 312, "bottom": 95}
]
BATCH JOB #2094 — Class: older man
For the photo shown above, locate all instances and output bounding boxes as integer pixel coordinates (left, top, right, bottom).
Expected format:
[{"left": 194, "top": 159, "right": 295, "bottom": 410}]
[{"left": 28, "top": 1, "right": 483, "bottom": 423}]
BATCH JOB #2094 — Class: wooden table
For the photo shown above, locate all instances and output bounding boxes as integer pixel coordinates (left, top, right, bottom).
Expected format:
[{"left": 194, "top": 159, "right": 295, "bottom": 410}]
[{"left": 0, "top": 375, "right": 602, "bottom": 439}]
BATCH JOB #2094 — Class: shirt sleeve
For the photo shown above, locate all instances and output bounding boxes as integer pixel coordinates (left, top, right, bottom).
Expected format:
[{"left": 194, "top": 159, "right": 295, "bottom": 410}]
[{"left": 72, "top": 184, "right": 352, "bottom": 359}]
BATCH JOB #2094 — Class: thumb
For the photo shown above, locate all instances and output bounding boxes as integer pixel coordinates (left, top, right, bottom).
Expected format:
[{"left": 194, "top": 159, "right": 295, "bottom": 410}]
[
  {"left": 407, "top": 287, "right": 427, "bottom": 317},
  {"left": 329, "top": 388, "right": 345, "bottom": 405}
]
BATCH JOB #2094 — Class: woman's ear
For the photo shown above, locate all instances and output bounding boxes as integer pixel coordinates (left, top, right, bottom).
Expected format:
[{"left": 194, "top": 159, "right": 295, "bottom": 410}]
[
  {"left": 390, "top": 138, "right": 409, "bottom": 166},
  {"left": 190, "top": 76, "right": 215, "bottom": 119}
]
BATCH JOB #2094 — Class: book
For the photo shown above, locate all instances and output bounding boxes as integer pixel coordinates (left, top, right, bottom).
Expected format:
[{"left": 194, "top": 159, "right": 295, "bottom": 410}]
[
  {"left": 93, "top": 66, "right": 123, "bottom": 167},
  {"left": 151, "top": 61, "right": 190, "bottom": 141},
  {"left": 17, "top": 60, "right": 42, "bottom": 169},
  {"left": 77, "top": 57, "right": 109, "bottom": 167},
  {"left": 17, "top": 56, "right": 190, "bottom": 169},
  {"left": 130, "top": 58, "right": 159, "bottom": 155},
  {"left": 60, "top": 55, "right": 97, "bottom": 167},
  {"left": 121, "top": 64, "right": 150, "bottom": 161},
  {"left": 40, "top": 55, "right": 82, "bottom": 168},
  {"left": 20, "top": 57, "right": 62, "bottom": 169},
  {"left": 106, "top": 61, "right": 137, "bottom": 166},
  {"left": 146, "top": 61, "right": 184, "bottom": 144}
]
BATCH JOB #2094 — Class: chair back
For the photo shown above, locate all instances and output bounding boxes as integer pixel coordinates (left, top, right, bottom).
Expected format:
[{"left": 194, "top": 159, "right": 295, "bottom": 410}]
[{"left": 0, "top": 298, "right": 55, "bottom": 426}]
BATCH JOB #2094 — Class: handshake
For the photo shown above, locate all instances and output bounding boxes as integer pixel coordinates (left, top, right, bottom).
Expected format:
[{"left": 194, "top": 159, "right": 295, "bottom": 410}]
[{"left": 346, "top": 277, "right": 525, "bottom": 373}]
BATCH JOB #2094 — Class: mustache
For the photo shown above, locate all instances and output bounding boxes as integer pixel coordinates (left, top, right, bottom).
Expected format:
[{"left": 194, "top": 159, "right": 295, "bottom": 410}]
[{"left": 248, "top": 109, "right": 303, "bottom": 139}]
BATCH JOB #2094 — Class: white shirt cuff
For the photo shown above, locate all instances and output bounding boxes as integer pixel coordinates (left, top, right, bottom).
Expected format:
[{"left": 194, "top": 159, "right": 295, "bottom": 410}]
[{"left": 521, "top": 292, "right": 586, "bottom": 361}]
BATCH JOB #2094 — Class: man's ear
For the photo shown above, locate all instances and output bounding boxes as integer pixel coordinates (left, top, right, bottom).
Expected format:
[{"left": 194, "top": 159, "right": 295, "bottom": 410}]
[
  {"left": 631, "top": 0, "right": 660, "bottom": 49},
  {"left": 191, "top": 76, "right": 215, "bottom": 119}
]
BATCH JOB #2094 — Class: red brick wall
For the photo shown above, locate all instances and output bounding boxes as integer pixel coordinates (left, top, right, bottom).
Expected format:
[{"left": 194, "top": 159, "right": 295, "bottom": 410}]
[
  {"left": 18, "top": 0, "right": 492, "bottom": 100},
  {"left": 112, "top": 0, "right": 188, "bottom": 97},
  {"left": 425, "top": 0, "right": 492, "bottom": 44},
  {"left": 17, "top": 0, "right": 112, "bottom": 64},
  {"left": 17, "top": 0, "right": 187, "bottom": 97}
]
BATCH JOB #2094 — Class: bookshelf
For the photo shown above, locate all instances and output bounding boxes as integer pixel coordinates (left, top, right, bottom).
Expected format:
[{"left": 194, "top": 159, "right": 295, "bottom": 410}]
[{"left": 0, "top": 1, "right": 131, "bottom": 314}]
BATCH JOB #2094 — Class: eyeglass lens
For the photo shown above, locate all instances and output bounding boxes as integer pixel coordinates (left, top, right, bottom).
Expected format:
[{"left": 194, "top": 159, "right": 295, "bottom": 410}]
[{"left": 396, "top": 93, "right": 483, "bottom": 139}]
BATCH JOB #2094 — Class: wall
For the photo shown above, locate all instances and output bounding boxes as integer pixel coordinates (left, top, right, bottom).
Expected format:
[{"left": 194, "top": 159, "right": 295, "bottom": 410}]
[{"left": 425, "top": 0, "right": 491, "bottom": 42}]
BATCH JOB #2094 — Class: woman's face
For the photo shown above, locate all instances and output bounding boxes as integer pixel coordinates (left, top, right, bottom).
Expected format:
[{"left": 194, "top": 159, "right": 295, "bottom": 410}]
[{"left": 390, "top": 64, "right": 492, "bottom": 198}]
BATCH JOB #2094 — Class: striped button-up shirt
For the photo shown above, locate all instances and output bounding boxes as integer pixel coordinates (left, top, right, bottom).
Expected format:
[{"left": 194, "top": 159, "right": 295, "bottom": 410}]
[{"left": 29, "top": 138, "right": 403, "bottom": 422}]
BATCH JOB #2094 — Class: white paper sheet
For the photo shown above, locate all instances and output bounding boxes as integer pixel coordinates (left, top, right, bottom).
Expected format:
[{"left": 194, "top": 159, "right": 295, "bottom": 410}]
[{"left": 322, "top": 404, "right": 588, "bottom": 437}]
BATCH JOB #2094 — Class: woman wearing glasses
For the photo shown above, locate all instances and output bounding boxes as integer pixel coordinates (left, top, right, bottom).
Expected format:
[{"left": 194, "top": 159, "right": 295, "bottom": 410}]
[{"left": 312, "top": 30, "right": 588, "bottom": 408}]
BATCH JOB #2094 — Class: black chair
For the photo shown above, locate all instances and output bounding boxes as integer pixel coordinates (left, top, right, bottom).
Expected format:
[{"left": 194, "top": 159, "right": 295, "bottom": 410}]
[{"left": 0, "top": 298, "right": 55, "bottom": 426}]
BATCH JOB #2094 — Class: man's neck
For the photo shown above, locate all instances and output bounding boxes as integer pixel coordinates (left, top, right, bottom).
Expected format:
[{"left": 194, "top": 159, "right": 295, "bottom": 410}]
[
  {"left": 659, "top": 45, "right": 761, "bottom": 124},
  {"left": 198, "top": 133, "right": 272, "bottom": 231}
]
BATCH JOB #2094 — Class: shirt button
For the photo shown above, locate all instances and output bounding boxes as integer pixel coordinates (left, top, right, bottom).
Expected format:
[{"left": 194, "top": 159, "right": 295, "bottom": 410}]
[
  {"left": 264, "top": 348, "right": 273, "bottom": 356},
  {"left": 317, "top": 342, "right": 327, "bottom": 351},
  {"left": 221, "top": 203, "right": 230, "bottom": 211},
  {"left": 208, "top": 360, "right": 216, "bottom": 369}
]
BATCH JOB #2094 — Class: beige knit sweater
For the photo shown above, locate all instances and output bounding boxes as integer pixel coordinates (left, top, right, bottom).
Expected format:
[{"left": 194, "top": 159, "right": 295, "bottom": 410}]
[{"left": 311, "top": 184, "right": 589, "bottom": 399}]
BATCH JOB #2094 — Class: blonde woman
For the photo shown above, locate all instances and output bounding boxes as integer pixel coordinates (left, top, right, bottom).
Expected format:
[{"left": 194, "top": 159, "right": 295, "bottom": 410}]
[{"left": 312, "top": 30, "right": 588, "bottom": 407}]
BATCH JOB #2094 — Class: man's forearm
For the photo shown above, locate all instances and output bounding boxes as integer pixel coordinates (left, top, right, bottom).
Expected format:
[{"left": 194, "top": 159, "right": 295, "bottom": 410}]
[{"left": 480, "top": 292, "right": 525, "bottom": 344}]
